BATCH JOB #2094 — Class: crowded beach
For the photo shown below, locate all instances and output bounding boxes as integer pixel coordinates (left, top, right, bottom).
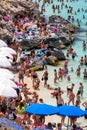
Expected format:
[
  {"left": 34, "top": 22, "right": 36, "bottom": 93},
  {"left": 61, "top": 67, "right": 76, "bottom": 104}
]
[{"left": 0, "top": 0, "right": 87, "bottom": 130}]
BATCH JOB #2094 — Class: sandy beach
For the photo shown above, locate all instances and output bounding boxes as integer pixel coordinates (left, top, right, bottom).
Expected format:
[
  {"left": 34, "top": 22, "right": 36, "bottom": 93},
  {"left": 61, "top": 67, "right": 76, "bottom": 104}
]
[{"left": 14, "top": 62, "right": 87, "bottom": 129}]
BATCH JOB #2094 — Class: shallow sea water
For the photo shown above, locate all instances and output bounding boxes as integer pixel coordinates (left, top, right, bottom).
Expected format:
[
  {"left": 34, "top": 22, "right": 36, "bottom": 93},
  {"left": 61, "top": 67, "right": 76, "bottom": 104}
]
[{"left": 34, "top": 0, "right": 87, "bottom": 28}]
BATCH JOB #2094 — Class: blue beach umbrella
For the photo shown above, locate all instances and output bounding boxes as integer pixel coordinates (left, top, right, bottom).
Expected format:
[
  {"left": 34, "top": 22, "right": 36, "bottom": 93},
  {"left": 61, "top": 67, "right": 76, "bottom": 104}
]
[
  {"left": 58, "top": 105, "right": 85, "bottom": 117},
  {"left": 56, "top": 105, "right": 85, "bottom": 130},
  {"left": 25, "top": 103, "right": 58, "bottom": 116},
  {"left": 0, "top": 118, "right": 24, "bottom": 130},
  {"left": 84, "top": 110, "right": 87, "bottom": 116}
]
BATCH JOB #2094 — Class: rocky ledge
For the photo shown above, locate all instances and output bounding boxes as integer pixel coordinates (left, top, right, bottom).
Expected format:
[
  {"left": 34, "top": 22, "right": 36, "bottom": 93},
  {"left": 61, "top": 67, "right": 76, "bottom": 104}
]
[{"left": 0, "top": 0, "right": 76, "bottom": 69}]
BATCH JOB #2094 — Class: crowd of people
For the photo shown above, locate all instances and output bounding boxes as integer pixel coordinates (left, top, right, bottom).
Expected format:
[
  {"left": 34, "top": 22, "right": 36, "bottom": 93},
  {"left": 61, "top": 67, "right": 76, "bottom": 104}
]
[
  {"left": 36, "top": 0, "right": 87, "bottom": 27},
  {"left": 0, "top": 40, "right": 87, "bottom": 129},
  {"left": 0, "top": 0, "right": 87, "bottom": 130}
]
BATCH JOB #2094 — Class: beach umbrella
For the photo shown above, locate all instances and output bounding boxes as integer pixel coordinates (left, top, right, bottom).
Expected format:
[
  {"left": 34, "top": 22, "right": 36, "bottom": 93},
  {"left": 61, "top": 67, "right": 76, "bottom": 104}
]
[
  {"left": 0, "top": 68, "right": 14, "bottom": 79},
  {"left": 0, "top": 86, "right": 17, "bottom": 98},
  {"left": 0, "top": 78, "right": 18, "bottom": 89},
  {"left": 0, "top": 39, "right": 7, "bottom": 47},
  {"left": 0, "top": 57, "right": 11, "bottom": 68},
  {"left": 0, "top": 47, "right": 17, "bottom": 55},
  {"left": 58, "top": 105, "right": 85, "bottom": 117},
  {"left": 0, "top": 51, "right": 13, "bottom": 59},
  {"left": 56, "top": 105, "right": 85, "bottom": 130},
  {"left": 26, "top": 103, "right": 58, "bottom": 116},
  {"left": 84, "top": 110, "right": 87, "bottom": 115},
  {"left": 0, "top": 118, "right": 24, "bottom": 130},
  {"left": 0, "top": 54, "right": 13, "bottom": 63}
]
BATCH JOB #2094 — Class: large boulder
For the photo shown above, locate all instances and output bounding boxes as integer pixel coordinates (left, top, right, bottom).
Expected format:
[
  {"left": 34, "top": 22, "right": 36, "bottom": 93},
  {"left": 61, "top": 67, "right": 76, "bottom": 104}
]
[
  {"left": 59, "top": 36, "right": 70, "bottom": 46},
  {"left": 21, "top": 38, "right": 41, "bottom": 50},
  {"left": 0, "top": 29, "right": 13, "bottom": 45},
  {"left": 46, "top": 55, "right": 58, "bottom": 65},
  {"left": 51, "top": 50, "right": 66, "bottom": 60},
  {"left": 30, "top": 64, "right": 44, "bottom": 71},
  {"left": 29, "top": 50, "right": 65, "bottom": 68},
  {"left": 21, "top": 36, "right": 67, "bottom": 50},
  {"left": 29, "top": 58, "right": 44, "bottom": 71},
  {"left": 44, "top": 37, "right": 61, "bottom": 49}
]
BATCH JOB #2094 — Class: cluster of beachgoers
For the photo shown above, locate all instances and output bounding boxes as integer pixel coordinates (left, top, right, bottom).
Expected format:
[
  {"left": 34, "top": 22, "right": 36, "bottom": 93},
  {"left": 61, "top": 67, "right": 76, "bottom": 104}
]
[
  {"left": 0, "top": 0, "right": 87, "bottom": 130},
  {"left": 39, "top": 0, "right": 87, "bottom": 28}
]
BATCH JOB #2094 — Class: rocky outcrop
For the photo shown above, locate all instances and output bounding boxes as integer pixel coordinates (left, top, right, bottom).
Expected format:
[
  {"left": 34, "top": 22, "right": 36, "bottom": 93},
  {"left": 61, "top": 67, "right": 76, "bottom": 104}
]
[
  {"left": 0, "top": 0, "right": 36, "bottom": 16},
  {"left": 30, "top": 64, "right": 44, "bottom": 71},
  {"left": 29, "top": 49, "right": 65, "bottom": 69},
  {"left": 0, "top": 28, "right": 13, "bottom": 41},
  {"left": 49, "top": 15, "right": 75, "bottom": 32},
  {"left": 0, "top": 0, "right": 40, "bottom": 43},
  {"left": 51, "top": 50, "right": 65, "bottom": 60},
  {"left": 46, "top": 55, "right": 58, "bottom": 66},
  {"left": 21, "top": 38, "right": 42, "bottom": 50},
  {"left": 0, "top": 0, "right": 75, "bottom": 69},
  {"left": 21, "top": 35, "right": 74, "bottom": 51}
]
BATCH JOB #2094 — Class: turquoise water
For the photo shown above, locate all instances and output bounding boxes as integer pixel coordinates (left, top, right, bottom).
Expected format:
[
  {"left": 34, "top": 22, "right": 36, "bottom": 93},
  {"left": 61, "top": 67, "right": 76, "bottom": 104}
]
[
  {"left": 32, "top": 0, "right": 87, "bottom": 108},
  {"left": 34, "top": 0, "right": 87, "bottom": 29}
]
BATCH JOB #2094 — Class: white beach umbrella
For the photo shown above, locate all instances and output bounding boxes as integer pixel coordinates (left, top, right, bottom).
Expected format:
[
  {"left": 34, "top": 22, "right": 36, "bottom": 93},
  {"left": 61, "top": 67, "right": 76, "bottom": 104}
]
[
  {"left": 0, "top": 57, "right": 11, "bottom": 68},
  {"left": 0, "top": 68, "right": 14, "bottom": 79},
  {"left": 0, "top": 51, "right": 13, "bottom": 59},
  {"left": 0, "top": 54, "right": 13, "bottom": 63},
  {"left": 0, "top": 47, "right": 17, "bottom": 55},
  {"left": 0, "top": 39, "right": 8, "bottom": 47},
  {"left": 0, "top": 78, "right": 17, "bottom": 89},
  {"left": 0, "top": 86, "right": 17, "bottom": 98}
]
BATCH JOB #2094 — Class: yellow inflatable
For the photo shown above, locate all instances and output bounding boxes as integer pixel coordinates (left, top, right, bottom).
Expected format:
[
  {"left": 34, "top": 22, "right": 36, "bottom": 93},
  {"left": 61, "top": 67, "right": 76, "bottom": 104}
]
[{"left": 69, "top": 12, "right": 74, "bottom": 14}]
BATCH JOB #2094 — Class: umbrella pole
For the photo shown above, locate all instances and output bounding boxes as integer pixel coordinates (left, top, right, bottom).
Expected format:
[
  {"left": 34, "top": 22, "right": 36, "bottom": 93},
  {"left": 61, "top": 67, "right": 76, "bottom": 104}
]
[
  {"left": 67, "top": 117, "right": 69, "bottom": 130},
  {"left": 6, "top": 97, "right": 10, "bottom": 107}
]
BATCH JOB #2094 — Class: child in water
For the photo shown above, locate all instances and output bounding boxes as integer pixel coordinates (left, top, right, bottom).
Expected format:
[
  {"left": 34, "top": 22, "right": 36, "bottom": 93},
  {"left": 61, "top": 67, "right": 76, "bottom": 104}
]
[{"left": 67, "top": 75, "right": 71, "bottom": 82}]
